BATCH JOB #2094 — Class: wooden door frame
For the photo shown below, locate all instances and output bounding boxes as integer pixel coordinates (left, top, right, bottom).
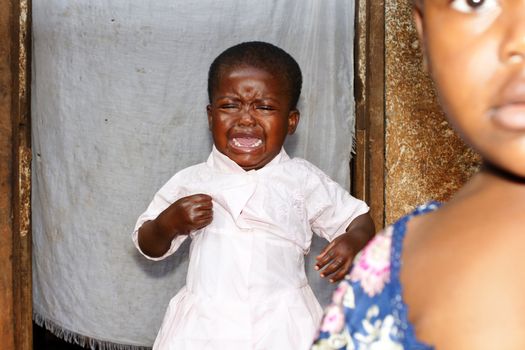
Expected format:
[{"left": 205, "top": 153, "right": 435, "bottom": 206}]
[
  {"left": 352, "top": 0, "right": 385, "bottom": 228},
  {"left": 0, "top": 0, "right": 32, "bottom": 349}
]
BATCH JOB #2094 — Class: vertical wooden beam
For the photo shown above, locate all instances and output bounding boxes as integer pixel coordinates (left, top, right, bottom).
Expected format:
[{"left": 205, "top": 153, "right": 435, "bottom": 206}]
[
  {"left": 352, "top": 0, "right": 385, "bottom": 228},
  {"left": 0, "top": 0, "right": 32, "bottom": 348},
  {"left": 0, "top": 0, "right": 16, "bottom": 345},
  {"left": 13, "top": 1, "right": 32, "bottom": 349}
]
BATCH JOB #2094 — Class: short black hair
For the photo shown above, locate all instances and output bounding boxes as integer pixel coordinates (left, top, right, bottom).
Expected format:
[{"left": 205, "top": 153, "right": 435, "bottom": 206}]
[{"left": 207, "top": 41, "right": 302, "bottom": 109}]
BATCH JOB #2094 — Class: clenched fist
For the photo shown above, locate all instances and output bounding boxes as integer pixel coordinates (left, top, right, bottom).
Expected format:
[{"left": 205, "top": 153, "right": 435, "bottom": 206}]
[
  {"left": 138, "top": 194, "right": 213, "bottom": 257},
  {"left": 157, "top": 194, "right": 214, "bottom": 237}
]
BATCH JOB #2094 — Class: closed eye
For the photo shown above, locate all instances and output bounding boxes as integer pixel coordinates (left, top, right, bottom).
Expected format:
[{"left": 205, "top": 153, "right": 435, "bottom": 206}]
[
  {"left": 220, "top": 104, "right": 239, "bottom": 109},
  {"left": 450, "top": 0, "right": 500, "bottom": 13},
  {"left": 256, "top": 105, "right": 276, "bottom": 111}
]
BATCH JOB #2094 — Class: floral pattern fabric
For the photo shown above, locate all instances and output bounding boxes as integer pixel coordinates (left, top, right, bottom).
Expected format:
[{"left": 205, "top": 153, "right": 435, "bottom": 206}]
[{"left": 312, "top": 203, "right": 440, "bottom": 350}]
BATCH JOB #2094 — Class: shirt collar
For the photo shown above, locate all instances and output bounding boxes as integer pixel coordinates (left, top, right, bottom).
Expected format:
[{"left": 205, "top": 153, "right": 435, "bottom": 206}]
[{"left": 207, "top": 145, "right": 290, "bottom": 174}]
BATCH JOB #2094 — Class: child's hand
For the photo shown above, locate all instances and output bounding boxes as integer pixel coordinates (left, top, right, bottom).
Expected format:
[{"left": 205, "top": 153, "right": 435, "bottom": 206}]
[
  {"left": 138, "top": 194, "right": 213, "bottom": 258},
  {"left": 157, "top": 194, "right": 213, "bottom": 237},
  {"left": 315, "top": 213, "right": 375, "bottom": 283},
  {"left": 315, "top": 232, "right": 357, "bottom": 283}
]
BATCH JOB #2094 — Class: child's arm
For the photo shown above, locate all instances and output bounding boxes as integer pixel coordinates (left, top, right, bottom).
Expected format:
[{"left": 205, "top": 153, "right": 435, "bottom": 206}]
[
  {"left": 315, "top": 212, "right": 374, "bottom": 283},
  {"left": 138, "top": 194, "right": 213, "bottom": 257}
]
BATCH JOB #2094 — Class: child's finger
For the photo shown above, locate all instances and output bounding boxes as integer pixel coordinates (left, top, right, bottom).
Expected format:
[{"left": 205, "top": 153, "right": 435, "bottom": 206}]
[
  {"left": 188, "top": 194, "right": 213, "bottom": 208},
  {"left": 328, "top": 272, "right": 345, "bottom": 283},
  {"left": 315, "top": 242, "right": 337, "bottom": 270},
  {"left": 194, "top": 214, "right": 213, "bottom": 229},
  {"left": 189, "top": 206, "right": 212, "bottom": 220},
  {"left": 195, "top": 204, "right": 213, "bottom": 215},
  {"left": 317, "top": 241, "right": 336, "bottom": 260},
  {"left": 327, "top": 265, "right": 351, "bottom": 283},
  {"left": 192, "top": 209, "right": 211, "bottom": 221},
  {"left": 194, "top": 198, "right": 213, "bottom": 209},
  {"left": 318, "top": 257, "right": 345, "bottom": 278},
  {"left": 315, "top": 249, "right": 335, "bottom": 270},
  {"left": 195, "top": 209, "right": 213, "bottom": 220},
  {"left": 198, "top": 202, "right": 213, "bottom": 210},
  {"left": 193, "top": 193, "right": 212, "bottom": 200}
]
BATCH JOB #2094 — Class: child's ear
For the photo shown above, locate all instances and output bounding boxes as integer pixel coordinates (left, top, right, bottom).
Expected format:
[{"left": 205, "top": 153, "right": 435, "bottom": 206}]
[
  {"left": 287, "top": 110, "right": 300, "bottom": 135},
  {"left": 206, "top": 105, "right": 213, "bottom": 131},
  {"left": 413, "top": 3, "right": 429, "bottom": 72}
]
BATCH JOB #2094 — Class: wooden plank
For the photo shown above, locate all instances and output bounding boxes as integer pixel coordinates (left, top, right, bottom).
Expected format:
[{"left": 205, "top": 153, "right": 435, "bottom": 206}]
[
  {"left": 352, "top": 0, "right": 385, "bottom": 229},
  {"left": 0, "top": 0, "right": 32, "bottom": 348},
  {"left": 367, "top": 0, "right": 385, "bottom": 229},
  {"left": 352, "top": 0, "right": 369, "bottom": 203},
  {"left": 0, "top": 0, "right": 16, "bottom": 345},
  {"left": 13, "top": 1, "right": 32, "bottom": 348}
]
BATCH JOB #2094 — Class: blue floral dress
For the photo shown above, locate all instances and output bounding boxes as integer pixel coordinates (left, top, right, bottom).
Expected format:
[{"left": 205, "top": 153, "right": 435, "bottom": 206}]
[{"left": 312, "top": 203, "right": 440, "bottom": 350}]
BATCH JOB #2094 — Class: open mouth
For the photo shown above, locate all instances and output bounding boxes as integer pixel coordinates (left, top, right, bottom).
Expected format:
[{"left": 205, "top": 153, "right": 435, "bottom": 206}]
[{"left": 229, "top": 136, "right": 263, "bottom": 151}]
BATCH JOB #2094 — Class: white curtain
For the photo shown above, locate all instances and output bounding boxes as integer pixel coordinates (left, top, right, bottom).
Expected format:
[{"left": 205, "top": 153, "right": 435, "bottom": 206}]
[{"left": 32, "top": 0, "right": 355, "bottom": 348}]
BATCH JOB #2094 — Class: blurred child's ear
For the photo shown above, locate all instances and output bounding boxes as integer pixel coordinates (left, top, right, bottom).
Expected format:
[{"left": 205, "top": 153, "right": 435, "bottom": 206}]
[
  {"left": 413, "top": 3, "right": 429, "bottom": 72},
  {"left": 287, "top": 110, "right": 300, "bottom": 135},
  {"left": 207, "top": 105, "right": 213, "bottom": 131}
]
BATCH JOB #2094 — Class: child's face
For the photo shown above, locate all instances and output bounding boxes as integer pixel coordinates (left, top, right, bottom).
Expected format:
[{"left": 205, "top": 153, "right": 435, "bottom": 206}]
[
  {"left": 415, "top": 0, "right": 525, "bottom": 177},
  {"left": 207, "top": 65, "right": 299, "bottom": 171}
]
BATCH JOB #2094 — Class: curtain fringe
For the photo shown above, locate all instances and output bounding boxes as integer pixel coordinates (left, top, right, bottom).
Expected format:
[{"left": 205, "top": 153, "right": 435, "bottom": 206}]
[{"left": 33, "top": 313, "right": 152, "bottom": 350}]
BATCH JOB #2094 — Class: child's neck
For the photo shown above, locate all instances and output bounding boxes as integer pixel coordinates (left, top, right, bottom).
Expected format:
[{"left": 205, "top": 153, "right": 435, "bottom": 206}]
[
  {"left": 482, "top": 162, "right": 525, "bottom": 185},
  {"left": 449, "top": 161, "right": 525, "bottom": 209}
]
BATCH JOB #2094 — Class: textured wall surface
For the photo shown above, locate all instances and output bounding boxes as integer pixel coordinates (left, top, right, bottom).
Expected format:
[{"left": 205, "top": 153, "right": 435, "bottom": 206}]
[{"left": 384, "top": 0, "right": 481, "bottom": 224}]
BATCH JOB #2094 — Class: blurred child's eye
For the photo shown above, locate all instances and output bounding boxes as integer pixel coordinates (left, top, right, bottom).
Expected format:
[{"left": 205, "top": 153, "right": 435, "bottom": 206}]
[{"left": 450, "top": 0, "right": 500, "bottom": 13}]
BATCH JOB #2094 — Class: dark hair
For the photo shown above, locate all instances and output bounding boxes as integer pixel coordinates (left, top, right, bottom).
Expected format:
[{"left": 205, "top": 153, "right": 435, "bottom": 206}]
[{"left": 207, "top": 41, "right": 302, "bottom": 109}]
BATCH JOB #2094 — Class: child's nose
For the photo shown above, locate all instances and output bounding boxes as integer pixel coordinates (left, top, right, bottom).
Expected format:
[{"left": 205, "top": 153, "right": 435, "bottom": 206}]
[
  {"left": 500, "top": 10, "right": 525, "bottom": 65},
  {"left": 237, "top": 106, "right": 257, "bottom": 126}
]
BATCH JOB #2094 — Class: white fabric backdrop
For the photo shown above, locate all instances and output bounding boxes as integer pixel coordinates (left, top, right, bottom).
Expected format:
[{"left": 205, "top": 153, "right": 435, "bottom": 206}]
[{"left": 32, "top": 0, "right": 355, "bottom": 348}]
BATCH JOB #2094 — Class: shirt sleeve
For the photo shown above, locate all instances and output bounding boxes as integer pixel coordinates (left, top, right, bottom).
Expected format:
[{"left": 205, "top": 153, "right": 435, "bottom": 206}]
[
  {"left": 304, "top": 163, "right": 369, "bottom": 242},
  {"left": 132, "top": 175, "right": 189, "bottom": 261}
]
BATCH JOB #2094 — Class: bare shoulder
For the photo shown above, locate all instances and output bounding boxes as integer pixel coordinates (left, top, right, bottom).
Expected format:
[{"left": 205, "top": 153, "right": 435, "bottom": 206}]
[{"left": 401, "top": 198, "right": 525, "bottom": 349}]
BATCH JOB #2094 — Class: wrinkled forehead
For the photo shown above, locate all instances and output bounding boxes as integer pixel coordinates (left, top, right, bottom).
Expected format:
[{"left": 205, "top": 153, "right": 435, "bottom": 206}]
[
  {"left": 215, "top": 64, "right": 291, "bottom": 94},
  {"left": 217, "top": 63, "right": 281, "bottom": 82}
]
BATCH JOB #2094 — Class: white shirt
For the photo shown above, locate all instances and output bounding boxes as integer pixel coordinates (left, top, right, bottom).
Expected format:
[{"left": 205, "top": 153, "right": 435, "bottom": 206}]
[{"left": 132, "top": 146, "right": 369, "bottom": 350}]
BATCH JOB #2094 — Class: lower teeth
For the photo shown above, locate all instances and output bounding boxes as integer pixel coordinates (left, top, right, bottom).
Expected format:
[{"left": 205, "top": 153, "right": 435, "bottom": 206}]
[{"left": 233, "top": 139, "right": 262, "bottom": 147}]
